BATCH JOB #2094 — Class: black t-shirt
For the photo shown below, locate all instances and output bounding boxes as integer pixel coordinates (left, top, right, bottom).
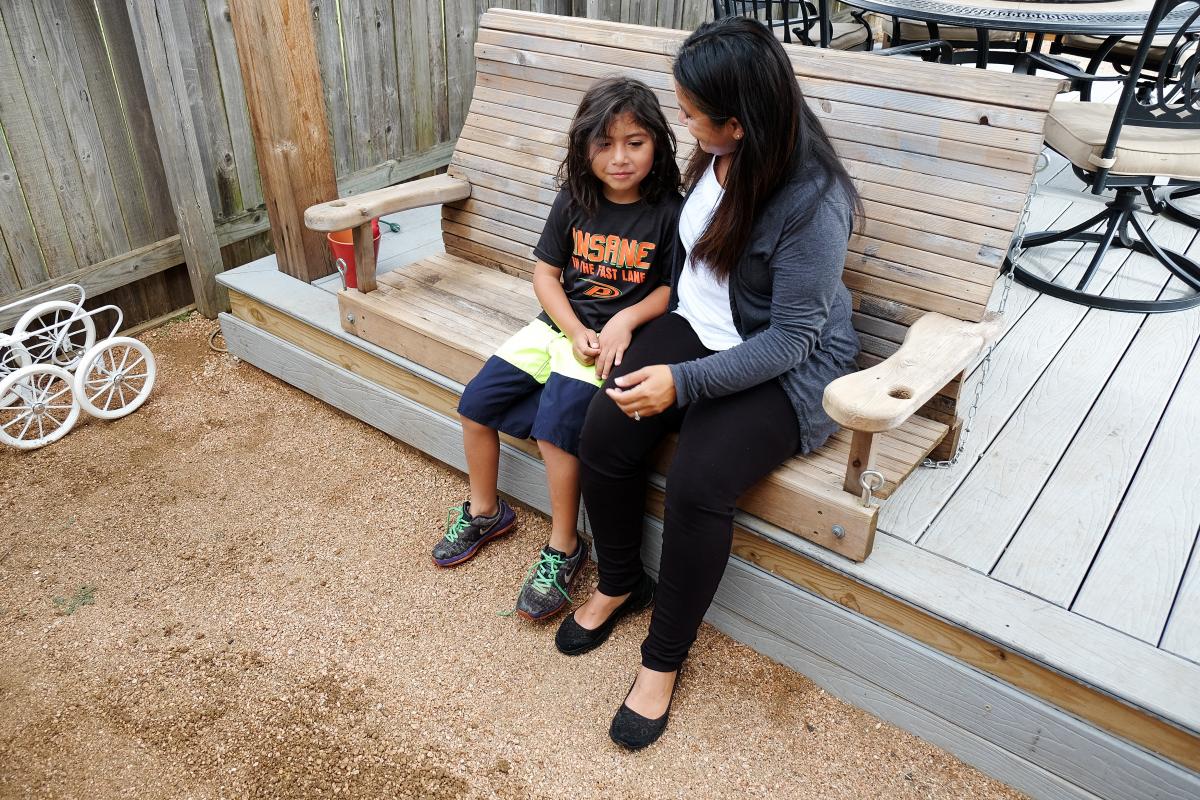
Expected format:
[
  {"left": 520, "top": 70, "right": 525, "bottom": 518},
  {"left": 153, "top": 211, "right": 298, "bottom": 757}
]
[{"left": 533, "top": 189, "right": 682, "bottom": 333}]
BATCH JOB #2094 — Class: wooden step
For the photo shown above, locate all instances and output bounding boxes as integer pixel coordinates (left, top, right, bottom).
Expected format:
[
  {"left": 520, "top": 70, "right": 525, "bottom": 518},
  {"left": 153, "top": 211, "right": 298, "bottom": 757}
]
[{"left": 335, "top": 254, "right": 949, "bottom": 561}]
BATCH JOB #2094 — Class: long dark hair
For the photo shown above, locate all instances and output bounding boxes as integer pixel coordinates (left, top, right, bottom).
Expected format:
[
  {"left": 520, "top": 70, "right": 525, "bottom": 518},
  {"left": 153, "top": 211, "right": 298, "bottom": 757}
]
[
  {"left": 558, "top": 77, "right": 681, "bottom": 217},
  {"left": 673, "top": 16, "right": 860, "bottom": 281}
]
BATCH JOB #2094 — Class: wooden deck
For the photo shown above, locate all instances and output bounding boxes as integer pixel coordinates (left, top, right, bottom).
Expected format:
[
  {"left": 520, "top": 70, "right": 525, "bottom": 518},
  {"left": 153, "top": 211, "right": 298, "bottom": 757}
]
[{"left": 216, "top": 162, "right": 1200, "bottom": 800}]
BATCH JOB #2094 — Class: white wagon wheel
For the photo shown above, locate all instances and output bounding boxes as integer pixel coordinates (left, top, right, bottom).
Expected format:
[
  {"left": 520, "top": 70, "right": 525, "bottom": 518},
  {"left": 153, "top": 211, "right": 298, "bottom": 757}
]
[
  {"left": 0, "top": 336, "right": 32, "bottom": 408},
  {"left": 12, "top": 300, "right": 97, "bottom": 369},
  {"left": 0, "top": 364, "right": 80, "bottom": 450},
  {"left": 73, "top": 337, "right": 156, "bottom": 420}
]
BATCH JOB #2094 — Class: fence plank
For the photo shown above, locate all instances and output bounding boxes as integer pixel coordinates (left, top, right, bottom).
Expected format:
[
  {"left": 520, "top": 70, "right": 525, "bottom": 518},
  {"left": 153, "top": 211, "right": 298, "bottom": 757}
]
[
  {"left": 0, "top": 124, "right": 48, "bottom": 289},
  {"left": 205, "top": 0, "right": 265, "bottom": 211},
  {"left": 126, "top": 0, "right": 226, "bottom": 316},
  {"left": 36, "top": 0, "right": 132, "bottom": 260},
  {"left": 93, "top": 0, "right": 176, "bottom": 243},
  {"left": 340, "top": 0, "right": 398, "bottom": 170},
  {"left": 398, "top": 0, "right": 440, "bottom": 154},
  {"left": 310, "top": 0, "right": 353, "bottom": 177},
  {"left": 445, "top": 0, "right": 480, "bottom": 135},
  {"left": 169, "top": 0, "right": 241, "bottom": 219},
  {"left": 2, "top": 1, "right": 106, "bottom": 271},
  {"left": 64, "top": 0, "right": 157, "bottom": 250}
]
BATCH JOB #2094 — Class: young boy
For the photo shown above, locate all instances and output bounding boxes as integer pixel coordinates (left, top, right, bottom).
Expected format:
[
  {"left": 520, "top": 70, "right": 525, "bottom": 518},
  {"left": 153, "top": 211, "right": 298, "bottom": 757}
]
[{"left": 431, "top": 77, "right": 682, "bottom": 621}]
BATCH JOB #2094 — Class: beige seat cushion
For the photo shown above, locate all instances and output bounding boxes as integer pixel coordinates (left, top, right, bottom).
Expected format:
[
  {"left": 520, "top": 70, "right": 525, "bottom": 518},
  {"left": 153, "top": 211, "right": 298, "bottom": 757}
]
[
  {"left": 1046, "top": 101, "right": 1200, "bottom": 181},
  {"left": 828, "top": 21, "right": 871, "bottom": 50},
  {"left": 866, "top": 13, "right": 1020, "bottom": 43},
  {"left": 1059, "top": 33, "right": 1175, "bottom": 66},
  {"left": 768, "top": 20, "right": 869, "bottom": 50}
]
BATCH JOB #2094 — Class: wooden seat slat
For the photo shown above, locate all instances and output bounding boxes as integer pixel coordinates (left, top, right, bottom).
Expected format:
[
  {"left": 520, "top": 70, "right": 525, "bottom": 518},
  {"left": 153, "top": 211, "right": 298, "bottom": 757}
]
[
  {"left": 482, "top": 9, "right": 1062, "bottom": 111},
  {"left": 466, "top": 182, "right": 552, "bottom": 221},
  {"left": 442, "top": 234, "right": 534, "bottom": 278},
  {"left": 844, "top": 272, "right": 985, "bottom": 321},
  {"left": 477, "top": 38, "right": 1048, "bottom": 140},
  {"left": 443, "top": 209, "right": 540, "bottom": 249},
  {"left": 448, "top": 164, "right": 557, "bottom": 207},
  {"left": 453, "top": 198, "right": 546, "bottom": 235},
  {"left": 450, "top": 150, "right": 554, "bottom": 192},
  {"left": 471, "top": 74, "right": 1038, "bottom": 179},
  {"left": 834, "top": 140, "right": 1033, "bottom": 194},
  {"left": 441, "top": 218, "right": 534, "bottom": 261},
  {"left": 477, "top": 56, "right": 1043, "bottom": 156}
]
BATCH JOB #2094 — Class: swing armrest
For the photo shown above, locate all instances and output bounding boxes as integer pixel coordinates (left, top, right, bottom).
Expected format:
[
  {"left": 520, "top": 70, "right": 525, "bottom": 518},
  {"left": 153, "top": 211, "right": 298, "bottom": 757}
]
[
  {"left": 823, "top": 312, "right": 1005, "bottom": 433},
  {"left": 304, "top": 174, "right": 471, "bottom": 232}
]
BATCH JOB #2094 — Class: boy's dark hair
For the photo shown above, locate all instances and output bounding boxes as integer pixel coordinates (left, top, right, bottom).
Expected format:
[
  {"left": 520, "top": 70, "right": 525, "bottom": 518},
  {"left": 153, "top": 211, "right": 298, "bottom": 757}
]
[
  {"left": 673, "top": 16, "right": 861, "bottom": 281},
  {"left": 558, "top": 77, "right": 681, "bottom": 217}
]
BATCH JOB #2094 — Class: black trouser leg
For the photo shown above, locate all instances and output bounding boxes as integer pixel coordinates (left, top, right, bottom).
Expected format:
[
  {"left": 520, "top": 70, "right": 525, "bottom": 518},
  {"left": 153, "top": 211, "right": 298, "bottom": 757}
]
[
  {"left": 578, "top": 313, "right": 707, "bottom": 596},
  {"left": 641, "top": 378, "right": 799, "bottom": 672}
]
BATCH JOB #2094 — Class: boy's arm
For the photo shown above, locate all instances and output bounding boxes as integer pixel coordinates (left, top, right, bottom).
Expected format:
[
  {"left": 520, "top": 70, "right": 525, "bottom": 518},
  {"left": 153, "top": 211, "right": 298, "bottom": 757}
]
[
  {"left": 533, "top": 259, "right": 600, "bottom": 366},
  {"left": 595, "top": 285, "right": 671, "bottom": 380}
]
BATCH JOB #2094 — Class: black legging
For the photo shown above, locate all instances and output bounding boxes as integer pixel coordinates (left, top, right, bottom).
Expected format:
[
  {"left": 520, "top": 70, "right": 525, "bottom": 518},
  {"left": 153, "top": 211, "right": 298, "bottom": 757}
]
[{"left": 578, "top": 312, "right": 800, "bottom": 672}]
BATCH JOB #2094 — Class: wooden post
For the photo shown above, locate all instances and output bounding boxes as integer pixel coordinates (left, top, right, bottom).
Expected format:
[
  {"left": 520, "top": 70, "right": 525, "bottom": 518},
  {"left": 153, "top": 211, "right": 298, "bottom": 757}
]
[
  {"left": 843, "top": 430, "right": 879, "bottom": 496},
  {"left": 124, "top": 0, "right": 226, "bottom": 317},
  {"left": 352, "top": 223, "right": 377, "bottom": 294},
  {"left": 227, "top": 0, "right": 338, "bottom": 283}
]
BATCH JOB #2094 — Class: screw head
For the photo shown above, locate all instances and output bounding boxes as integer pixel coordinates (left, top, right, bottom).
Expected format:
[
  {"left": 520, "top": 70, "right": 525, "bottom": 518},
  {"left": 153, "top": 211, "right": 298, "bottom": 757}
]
[
  {"left": 345, "top": 313, "right": 356, "bottom": 323},
  {"left": 832, "top": 525, "right": 845, "bottom": 539}
]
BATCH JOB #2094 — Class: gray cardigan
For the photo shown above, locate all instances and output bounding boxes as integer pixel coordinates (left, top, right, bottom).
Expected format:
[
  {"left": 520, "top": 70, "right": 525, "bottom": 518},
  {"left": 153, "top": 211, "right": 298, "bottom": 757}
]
[{"left": 667, "top": 163, "right": 860, "bottom": 454}]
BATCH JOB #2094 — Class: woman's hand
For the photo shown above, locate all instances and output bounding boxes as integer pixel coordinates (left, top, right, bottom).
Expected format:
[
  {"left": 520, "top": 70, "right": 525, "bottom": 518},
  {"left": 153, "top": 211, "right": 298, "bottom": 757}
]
[
  {"left": 605, "top": 365, "right": 676, "bottom": 419},
  {"left": 596, "top": 312, "right": 635, "bottom": 381},
  {"left": 571, "top": 328, "right": 600, "bottom": 366}
]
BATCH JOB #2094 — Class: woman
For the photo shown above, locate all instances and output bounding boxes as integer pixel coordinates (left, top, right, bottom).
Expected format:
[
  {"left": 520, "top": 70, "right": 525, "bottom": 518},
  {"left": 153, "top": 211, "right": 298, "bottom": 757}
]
[{"left": 553, "top": 16, "right": 862, "bottom": 749}]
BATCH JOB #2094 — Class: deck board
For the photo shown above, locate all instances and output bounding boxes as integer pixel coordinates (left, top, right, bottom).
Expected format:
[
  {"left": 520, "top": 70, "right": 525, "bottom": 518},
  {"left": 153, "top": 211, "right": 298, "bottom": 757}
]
[
  {"left": 916, "top": 216, "right": 1195, "bottom": 574},
  {"left": 996, "top": 269, "right": 1200, "bottom": 606},
  {"left": 1073, "top": 321, "right": 1200, "bottom": 647}
]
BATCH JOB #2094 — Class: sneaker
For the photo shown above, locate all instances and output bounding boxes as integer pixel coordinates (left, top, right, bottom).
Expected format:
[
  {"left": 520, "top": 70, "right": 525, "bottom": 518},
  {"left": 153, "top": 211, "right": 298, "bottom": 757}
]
[
  {"left": 514, "top": 540, "right": 589, "bottom": 621},
  {"left": 431, "top": 499, "right": 517, "bottom": 567}
]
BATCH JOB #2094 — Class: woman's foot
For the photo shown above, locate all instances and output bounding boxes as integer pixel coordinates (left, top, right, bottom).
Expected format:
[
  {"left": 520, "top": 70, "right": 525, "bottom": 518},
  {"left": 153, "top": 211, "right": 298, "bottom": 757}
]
[
  {"left": 624, "top": 666, "right": 677, "bottom": 719},
  {"left": 610, "top": 666, "right": 680, "bottom": 750},
  {"left": 573, "top": 588, "right": 629, "bottom": 630},
  {"left": 554, "top": 573, "right": 655, "bottom": 655}
]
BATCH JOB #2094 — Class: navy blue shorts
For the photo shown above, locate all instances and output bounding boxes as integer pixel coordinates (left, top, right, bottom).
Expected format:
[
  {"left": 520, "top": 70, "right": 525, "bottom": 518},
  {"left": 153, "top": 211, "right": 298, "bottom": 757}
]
[{"left": 457, "top": 319, "right": 600, "bottom": 456}]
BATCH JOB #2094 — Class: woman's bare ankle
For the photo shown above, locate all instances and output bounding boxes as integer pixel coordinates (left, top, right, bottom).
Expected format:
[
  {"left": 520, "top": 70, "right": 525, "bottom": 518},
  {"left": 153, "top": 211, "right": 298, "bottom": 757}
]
[{"left": 575, "top": 589, "right": 629, "bottom": 629}]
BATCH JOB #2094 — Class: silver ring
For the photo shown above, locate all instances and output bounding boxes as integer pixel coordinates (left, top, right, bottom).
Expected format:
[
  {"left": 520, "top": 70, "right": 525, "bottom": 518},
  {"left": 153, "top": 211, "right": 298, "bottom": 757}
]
[{"left": 633, "top": 411, "right": 641, "bottom": 421}]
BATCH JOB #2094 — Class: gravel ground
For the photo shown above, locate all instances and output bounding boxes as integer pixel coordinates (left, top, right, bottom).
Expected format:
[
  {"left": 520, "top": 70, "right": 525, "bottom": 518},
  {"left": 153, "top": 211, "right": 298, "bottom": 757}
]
[{"left": 0, "top": 314, "right": 1025, "bottom": 799}]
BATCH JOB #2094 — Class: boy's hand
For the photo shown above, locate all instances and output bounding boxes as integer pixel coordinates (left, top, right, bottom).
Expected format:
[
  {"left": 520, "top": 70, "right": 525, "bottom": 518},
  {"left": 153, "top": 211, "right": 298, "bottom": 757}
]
[
  {"left": 596, "top": 312, "right": 635, "bottom": 381},
  {"left": 571, "top": 328, "right": 600, "bottom": 366}
]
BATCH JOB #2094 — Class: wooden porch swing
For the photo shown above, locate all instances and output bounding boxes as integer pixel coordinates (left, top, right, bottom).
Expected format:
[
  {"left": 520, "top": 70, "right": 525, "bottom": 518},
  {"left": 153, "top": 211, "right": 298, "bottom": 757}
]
[{"left": 299, "top": 9, "right": 1063, "bottom": 561}]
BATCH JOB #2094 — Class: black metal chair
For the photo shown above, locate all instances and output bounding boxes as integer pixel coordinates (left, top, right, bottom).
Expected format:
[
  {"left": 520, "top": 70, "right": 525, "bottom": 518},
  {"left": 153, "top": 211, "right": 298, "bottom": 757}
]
[
  {"left": 1008, "top": 0, "right": 1200, "bottom": 313},
  {"left": 712, "top": 0, "right": 873, "bottom": 50}
]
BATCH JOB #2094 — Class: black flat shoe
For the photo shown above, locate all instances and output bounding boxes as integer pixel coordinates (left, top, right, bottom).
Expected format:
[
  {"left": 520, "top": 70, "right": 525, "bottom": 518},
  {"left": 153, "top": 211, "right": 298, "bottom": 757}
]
[
  {"left": 554, "top": 572, "right": 655, "bottom": 656},
  {"left": 609, "top": 670, "right": 680, "bottom": 751}
]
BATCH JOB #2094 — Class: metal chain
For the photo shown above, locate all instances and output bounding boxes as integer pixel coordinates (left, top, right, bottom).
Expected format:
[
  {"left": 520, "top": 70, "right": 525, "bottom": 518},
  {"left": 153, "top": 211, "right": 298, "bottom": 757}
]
[{"left": 921, "top": 159, "right": 1043, "bottom": 470}]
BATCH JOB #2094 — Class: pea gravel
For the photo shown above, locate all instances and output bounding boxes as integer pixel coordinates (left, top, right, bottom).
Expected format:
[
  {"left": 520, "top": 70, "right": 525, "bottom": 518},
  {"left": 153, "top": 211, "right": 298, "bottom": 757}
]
[{"left": 0, "top": 314, "right": 1026, "bottom": 800}]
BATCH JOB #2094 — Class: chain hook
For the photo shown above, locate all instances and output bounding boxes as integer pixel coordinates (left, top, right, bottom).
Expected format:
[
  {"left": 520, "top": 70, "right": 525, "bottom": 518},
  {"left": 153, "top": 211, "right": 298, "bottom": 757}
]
[{"left": 859, "top": 470, "right": 885, "bottom": 507}]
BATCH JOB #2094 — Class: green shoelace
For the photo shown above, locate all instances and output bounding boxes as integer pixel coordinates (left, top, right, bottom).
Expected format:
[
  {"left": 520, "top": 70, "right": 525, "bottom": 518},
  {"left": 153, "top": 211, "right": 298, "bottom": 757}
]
[
  {"left": 527, "top": 549, "right": 570, "bottom": 600},
  {"left": 444, "top": 505, "right": 470, "bottom": 543}
]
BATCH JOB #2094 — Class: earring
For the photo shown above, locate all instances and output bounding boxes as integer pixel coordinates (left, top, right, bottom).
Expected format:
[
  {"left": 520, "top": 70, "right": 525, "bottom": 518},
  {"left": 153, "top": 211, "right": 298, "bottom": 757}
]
[{"left": 734, "top": 132, "right": 742, "bottom": 140}]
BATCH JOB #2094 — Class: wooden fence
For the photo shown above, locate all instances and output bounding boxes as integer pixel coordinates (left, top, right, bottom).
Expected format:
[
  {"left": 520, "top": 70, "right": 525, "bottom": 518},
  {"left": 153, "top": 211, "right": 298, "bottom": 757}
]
[{"left": 0, "top": 0, "right": 709, "bottom": 329}]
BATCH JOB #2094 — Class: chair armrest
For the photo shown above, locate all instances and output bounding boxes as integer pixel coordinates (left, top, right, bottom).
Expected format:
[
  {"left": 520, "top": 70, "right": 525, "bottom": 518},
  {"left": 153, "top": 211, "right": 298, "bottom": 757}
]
[
  {"left": 823, "top": 312, "right": 1005, "bottom": 433},
  {"left": 304, "top": 174, "right": 471, "bottom": 232},
  {"left": 1018, "top": 52, "right": 1125, "bottom": 84}
]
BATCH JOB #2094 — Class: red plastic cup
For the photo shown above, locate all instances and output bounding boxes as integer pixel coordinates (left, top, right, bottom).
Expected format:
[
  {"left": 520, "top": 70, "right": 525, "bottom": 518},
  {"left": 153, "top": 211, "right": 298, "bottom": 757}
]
[{"left": 327, "top": 218, "right": 381, "bottom": 289}]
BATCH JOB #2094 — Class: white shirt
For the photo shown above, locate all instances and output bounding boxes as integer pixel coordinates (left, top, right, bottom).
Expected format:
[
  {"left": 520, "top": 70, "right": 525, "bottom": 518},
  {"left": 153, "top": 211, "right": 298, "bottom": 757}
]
[{"left": 674, "top": 158, "right": 742, "bottom": 351}]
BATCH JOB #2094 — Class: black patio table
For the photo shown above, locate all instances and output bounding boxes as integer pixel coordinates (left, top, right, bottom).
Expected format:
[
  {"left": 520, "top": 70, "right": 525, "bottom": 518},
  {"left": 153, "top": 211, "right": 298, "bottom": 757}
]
[{"left": 831, "top": 0, "right": 1198, "bottom": 66}]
